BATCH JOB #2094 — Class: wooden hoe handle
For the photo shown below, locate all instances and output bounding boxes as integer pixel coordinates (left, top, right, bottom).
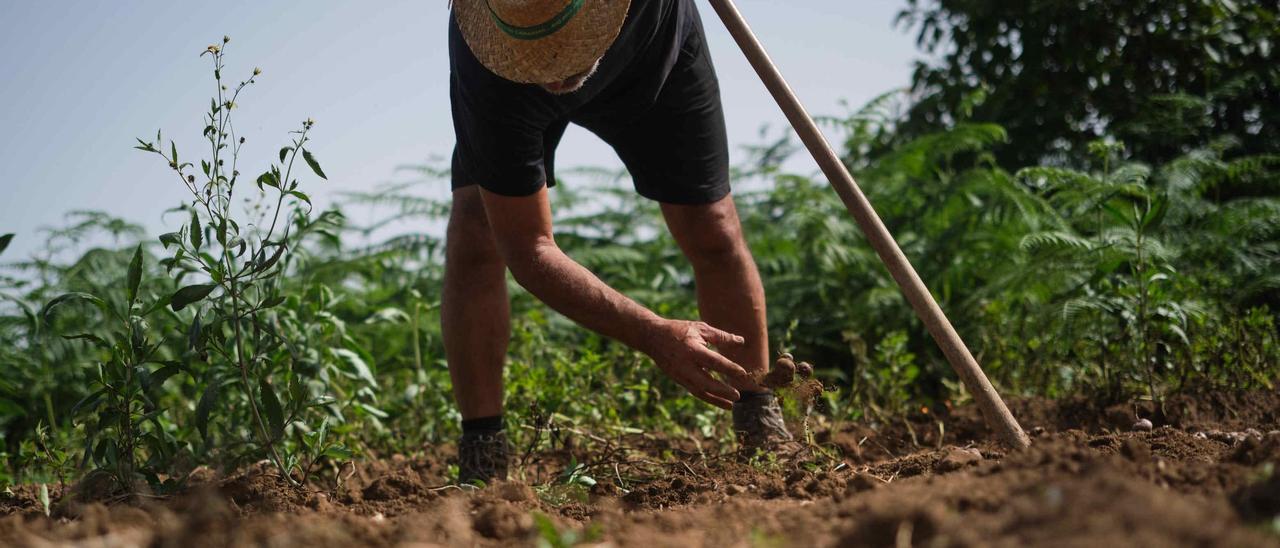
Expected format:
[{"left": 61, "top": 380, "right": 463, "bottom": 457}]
[{"left": 707, "top": 0, "right": 1031, "bottom": 449}]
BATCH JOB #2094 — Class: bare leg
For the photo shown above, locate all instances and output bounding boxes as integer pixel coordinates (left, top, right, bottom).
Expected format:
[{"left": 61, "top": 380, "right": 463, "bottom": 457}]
[
  {"left": 442, "top": 186, "right": 510, "bottom": 419},
  {"left": 660, "top": 194, "right": 770, "bottom": 392}
]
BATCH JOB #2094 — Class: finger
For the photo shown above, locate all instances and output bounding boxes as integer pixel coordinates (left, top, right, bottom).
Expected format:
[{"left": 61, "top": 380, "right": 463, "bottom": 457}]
[
  {"left": 694, "top": 346, "right": 751, "bottom": 381},
  {"left": 697, "top": 323, "right": 747, "bottom": 349},
  {"left": 696, "top": 391, "right": 736, "bottom": 410},
  {"left": 667, "top": 368, "right": 734, "bottom": 409},
  {"left": 686, "top": 365, "right": 741, "bottom": 402}
]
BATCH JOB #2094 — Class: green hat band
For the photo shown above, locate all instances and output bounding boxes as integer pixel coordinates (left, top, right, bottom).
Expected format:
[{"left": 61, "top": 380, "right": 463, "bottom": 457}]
[{"left": 486, "top": 0, "right": 585, "bottom": 41}]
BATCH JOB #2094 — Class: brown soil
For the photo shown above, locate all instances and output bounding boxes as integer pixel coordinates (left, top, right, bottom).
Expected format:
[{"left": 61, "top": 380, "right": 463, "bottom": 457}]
[{"left": 2, "top": 390, "right": 1277, "bottom": 547}]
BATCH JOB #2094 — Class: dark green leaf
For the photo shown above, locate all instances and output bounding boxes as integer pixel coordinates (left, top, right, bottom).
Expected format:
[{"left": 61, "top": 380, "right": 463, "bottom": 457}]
[
  {"left": 260, "top": 295, "right": 286, "bottom": 309},
  {"left": 142, "top": 293, "right": 172, "bottom": 317},
  {"left": 0, "top": 233, "right": 13, "bottom": 257},
  {"left": 190, "top": 210, "right": 202, "bottom": 250},
  {"left": 1141, "top": 194, "right": 1170, "bottom": 230},
  {"left": 159, "top": 232, "right": 182, "bottom": 248},
  {"left": 260, "top": 378, "right": 285, "bottom": 439},
  {"left": 256, "top": 171, "right": 279, "bottom": 190},
  {"left": 195, "top": 383, "right": 219, "bottom": 443},
  {"left": 302, "top": 149, "right": 327, "bottom": 180},
  {"left": 188, "top": 311, "right": 203, "bottom": 351},
  {"left": 255, "top": 242, "right": 287, "bottom": 274},
  {"left": 127, "top": 244, "right": 143, "bottom": 305},
  {"left": 170, "top": 283, "right": 217, "bottom": 312},
  {"left": 149, "top": 364, "right": 183, "bottom": 390},
  {"left": 63, "top": 333, "right": 109, "bottom": 348},
  {"left": 279, "top": 147, "right": 292, "bottom": 163},
  {"left": 42, "top": 292, "right": 107, "bottom": 324},
  {"left": 69, "top": 389, "right": 106, "bottom": 418}
]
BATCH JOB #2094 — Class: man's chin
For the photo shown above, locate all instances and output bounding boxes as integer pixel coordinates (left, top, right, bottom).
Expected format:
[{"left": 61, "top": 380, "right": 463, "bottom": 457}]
[
  {"left": 538, "top": 60, "right": 600, "bottom": 95},
  {"left": 539, "top": 79, "right": 587, "bottom": 95}
]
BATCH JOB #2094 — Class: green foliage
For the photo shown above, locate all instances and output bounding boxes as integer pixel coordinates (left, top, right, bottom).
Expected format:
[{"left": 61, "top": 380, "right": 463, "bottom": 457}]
[
  {"left": 42, "top": 243, "right": 187, "bottom": 495},
  {"left": 1, "top": 21, "right": 1278, "bottom": 491},
  {"left": 133, "top": 39, "right": 360, "bottom": 486},
  {"left": 898, "top": 0, "right": 1280, "bottom": 166}
]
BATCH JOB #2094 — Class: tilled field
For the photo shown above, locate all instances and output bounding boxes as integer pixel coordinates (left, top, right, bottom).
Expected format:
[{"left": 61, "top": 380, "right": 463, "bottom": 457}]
[{"left": 2, "top": 390, "right": 1278, "bottom": 547}]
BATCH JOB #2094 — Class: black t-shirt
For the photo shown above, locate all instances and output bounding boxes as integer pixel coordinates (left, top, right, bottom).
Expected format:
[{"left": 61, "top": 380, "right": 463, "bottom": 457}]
[{"left": 449, "top": 0, "right": 697, "bottom": 197}]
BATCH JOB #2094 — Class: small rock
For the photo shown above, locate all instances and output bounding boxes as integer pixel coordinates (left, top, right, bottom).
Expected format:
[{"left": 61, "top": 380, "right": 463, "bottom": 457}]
[
  {"left": 371, "top": 512, "right": 387, "bottom": 523},
  {"left": 1132, "top": 418, "right": 1153, "bottom": 432},
  {"left": 1193, "top": 432, "right": 1208, "bottom": 440},
  {"left": 1030, "top": 426, "right": 1047, "bottom": 437},
  {"left": 726, "top": 484, "right": 747, "bottom": 495},
  {"left": 846, "top": 473, "right": 884, "bottom": 493},
  {"left": 937, "top": 448, "right": 983, "bottom": 472}
]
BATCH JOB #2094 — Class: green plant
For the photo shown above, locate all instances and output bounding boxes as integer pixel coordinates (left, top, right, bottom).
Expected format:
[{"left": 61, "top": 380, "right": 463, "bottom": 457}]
[
  {"left": 132, "top": 36, "right": 338, "bottom": 484},
  {"left": 41, "top": 245, "right": 186, "bottom": 494}
]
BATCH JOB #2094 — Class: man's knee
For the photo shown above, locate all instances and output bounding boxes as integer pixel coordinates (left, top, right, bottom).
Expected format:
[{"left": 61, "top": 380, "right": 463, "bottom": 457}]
[
  {"left": 446, "top": 188, "right": 503, "bottom": 270},
  {"left": 665, "top": 199, "right": 749, "bottom": 262}
]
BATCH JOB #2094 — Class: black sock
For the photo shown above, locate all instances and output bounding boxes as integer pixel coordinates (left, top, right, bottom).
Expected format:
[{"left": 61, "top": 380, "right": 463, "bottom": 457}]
[{"left": 462, "top": 414, "right": 504, "bottom": 435}]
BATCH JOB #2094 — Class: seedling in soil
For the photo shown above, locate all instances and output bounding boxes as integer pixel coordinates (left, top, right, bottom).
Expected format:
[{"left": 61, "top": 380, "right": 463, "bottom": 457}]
[{"left": 536, "top": 458, "right": 596, "bottom": 506}]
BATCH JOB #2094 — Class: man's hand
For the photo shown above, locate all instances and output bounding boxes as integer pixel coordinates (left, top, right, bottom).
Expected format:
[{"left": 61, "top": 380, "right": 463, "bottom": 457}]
[
  {"left": 479, "top": 187, "right": 753, "bottom": 409},
  {"left": 640, "top": 319, "right": 752, "bottom": 409}
]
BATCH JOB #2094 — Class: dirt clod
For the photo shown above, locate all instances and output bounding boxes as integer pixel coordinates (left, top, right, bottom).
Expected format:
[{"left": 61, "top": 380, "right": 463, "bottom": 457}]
[
  {"left": 473, "top": 502, "right": 533, "bottom": 540},
  {"left": 1133, "top": 418, "right": 1154, "bottom": 431},
  {"left": 847, "top": 473, "right": 885, "bottom": 493},
  {"left": 936, "top": 447, "right": 983, "bottom": 472},
  {"left": 761, "top": 356, "right": 796, "bottom": 389},
  {"left": 796, "top": 361, "right": 813, "bottom": 379},
  {"left": 1121, "top": 438, "right": 1152, "bottom": 463}
]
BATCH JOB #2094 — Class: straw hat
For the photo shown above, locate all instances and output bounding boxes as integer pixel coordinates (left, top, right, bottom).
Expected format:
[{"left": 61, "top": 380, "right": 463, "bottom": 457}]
[{"left": 453, "top": 0, "right": 631, "bottom": 84}]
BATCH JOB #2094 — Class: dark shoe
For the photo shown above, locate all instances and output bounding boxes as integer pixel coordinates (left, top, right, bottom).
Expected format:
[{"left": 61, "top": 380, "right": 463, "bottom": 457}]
[
  {"left": 458, "top": 431, "right": 510, "bottom": 486},
  {"left": 733, "top": 391, "right": 794, "bottom": 450}
]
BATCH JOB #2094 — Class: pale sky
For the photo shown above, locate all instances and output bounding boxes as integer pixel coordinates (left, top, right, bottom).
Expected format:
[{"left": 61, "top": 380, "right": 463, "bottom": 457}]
[{"left": 0, "top": 0, "right": 920, "bottom": 260}]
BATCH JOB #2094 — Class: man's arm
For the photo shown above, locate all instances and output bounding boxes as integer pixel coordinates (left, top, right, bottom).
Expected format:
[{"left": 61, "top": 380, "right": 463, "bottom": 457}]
[{"left": 479, "top": 186, "right": 750, "bottom": 409}]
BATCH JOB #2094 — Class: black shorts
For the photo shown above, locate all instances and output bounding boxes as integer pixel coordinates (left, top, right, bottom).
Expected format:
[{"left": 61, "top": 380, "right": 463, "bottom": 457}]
[{"left": 450, "top": 5, "right": 730, "bottom": 206}]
